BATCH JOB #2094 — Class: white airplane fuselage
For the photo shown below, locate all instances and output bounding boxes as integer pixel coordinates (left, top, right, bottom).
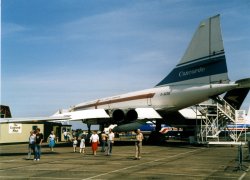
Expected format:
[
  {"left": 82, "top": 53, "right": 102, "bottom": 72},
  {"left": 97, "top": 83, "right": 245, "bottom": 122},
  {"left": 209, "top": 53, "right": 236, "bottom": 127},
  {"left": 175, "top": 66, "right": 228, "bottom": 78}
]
[{"left": 73, "top": 83, "right": 238, "bottom": 112}]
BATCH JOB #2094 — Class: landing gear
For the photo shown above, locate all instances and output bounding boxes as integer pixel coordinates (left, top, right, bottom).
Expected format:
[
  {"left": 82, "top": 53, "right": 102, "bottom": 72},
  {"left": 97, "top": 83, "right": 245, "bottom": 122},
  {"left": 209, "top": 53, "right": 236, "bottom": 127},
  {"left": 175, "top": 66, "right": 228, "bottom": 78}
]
[
  {"left": 147, "top": 120, "right": 166, "bottom": 145},
  {"left": 87, "top": 124, "right": 91, "bottom": 135},
  {"left": 85, "top": 124, "right": 92, "bottom": 143},
  {"left": 147, "top": 131, "right": 166, "bottom": 145}
]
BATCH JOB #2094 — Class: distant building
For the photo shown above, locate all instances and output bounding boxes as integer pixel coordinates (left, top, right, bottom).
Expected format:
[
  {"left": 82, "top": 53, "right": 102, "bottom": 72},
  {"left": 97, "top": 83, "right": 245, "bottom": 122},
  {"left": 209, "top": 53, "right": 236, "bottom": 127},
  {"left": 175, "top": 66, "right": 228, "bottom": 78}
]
[
  {"left": 0, "top": 105, "right": 72, "bottom": 144},
  {"left": 0, "top": 105, "right": 12, "bottom": 118}
]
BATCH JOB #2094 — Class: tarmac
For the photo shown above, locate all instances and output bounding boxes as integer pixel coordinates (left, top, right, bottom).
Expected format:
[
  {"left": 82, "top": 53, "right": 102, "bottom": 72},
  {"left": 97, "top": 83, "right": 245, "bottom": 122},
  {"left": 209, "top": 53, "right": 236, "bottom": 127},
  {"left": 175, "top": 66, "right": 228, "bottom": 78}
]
[{"left": 0, "top": 142, "right": 250, "bottom": 180}]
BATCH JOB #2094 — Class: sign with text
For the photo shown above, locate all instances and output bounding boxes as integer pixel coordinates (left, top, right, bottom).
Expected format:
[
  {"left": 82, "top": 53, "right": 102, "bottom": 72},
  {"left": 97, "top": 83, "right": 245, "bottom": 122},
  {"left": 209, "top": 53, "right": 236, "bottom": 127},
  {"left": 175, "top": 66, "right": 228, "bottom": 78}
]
[
  {"left": 9, "top": 123, "right": 22, "bottom": 134},
  {"left": 235, "top": 110, "right": 246, "bottom": 124}
]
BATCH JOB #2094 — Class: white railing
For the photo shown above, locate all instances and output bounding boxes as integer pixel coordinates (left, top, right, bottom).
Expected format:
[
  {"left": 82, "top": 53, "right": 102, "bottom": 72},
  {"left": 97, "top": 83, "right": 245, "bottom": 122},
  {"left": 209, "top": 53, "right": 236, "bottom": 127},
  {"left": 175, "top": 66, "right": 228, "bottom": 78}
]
[{"left": 191, "top": 97, "right": 246, "bottom": 144}]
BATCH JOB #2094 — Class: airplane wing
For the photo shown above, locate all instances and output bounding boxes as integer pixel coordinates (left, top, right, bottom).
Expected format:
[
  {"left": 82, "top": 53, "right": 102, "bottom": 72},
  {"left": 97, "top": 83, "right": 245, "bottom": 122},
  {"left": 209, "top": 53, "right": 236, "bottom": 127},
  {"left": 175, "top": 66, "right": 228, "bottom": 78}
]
[
  {"left": 0, "top": 108, "right": 161, "bottom": 126},
  {"left": 0, "top": 109, "right": 110, "bottom": 124},
  {"left": 0, "top": 116, "right": 70, "bottom": 123},
  {"left": 136, "top": 108, "right": 162, "bottom": 119},
  {"left": 54, "top": 109, "right": 110, "bottom": 121},
  {"left": 58, "top": 108, "right": 161, "bottom": 125}
]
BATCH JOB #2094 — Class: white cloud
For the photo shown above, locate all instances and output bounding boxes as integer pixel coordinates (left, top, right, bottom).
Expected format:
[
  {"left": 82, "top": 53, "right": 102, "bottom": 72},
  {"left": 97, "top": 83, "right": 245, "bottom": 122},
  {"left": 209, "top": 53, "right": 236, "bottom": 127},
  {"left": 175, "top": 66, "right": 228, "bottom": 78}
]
[{"left": 2, "top": 23, "right": 28, "bottom": 36}]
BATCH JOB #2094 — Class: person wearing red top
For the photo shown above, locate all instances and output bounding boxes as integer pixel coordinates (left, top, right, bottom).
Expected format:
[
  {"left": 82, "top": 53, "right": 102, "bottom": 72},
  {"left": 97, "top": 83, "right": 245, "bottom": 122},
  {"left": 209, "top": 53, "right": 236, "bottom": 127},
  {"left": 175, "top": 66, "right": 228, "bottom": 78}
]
[{"left": 89, "top": 131, "right": 99, "bottom": 155}]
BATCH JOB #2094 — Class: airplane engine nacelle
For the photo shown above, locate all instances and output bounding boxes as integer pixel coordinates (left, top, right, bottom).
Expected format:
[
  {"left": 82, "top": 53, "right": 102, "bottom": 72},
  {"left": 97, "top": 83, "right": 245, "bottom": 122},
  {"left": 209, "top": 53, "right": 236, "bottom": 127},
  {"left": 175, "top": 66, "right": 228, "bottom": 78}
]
[
  {"left": 112, "top": 109, "right": 138, "bottom": 124},
  {"left": 112, "top": 109, "right": 125, "bottom": 122},
  {"left": 125, "top": 109, "right": 138, "bottom": 122}
]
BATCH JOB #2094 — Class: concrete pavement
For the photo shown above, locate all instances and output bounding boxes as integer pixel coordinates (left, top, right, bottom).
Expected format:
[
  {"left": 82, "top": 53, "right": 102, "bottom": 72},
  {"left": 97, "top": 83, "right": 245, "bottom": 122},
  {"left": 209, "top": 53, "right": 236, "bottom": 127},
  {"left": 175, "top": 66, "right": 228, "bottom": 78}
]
[{"left": 0, "top": 142, "right": 250, "bottom": 179}]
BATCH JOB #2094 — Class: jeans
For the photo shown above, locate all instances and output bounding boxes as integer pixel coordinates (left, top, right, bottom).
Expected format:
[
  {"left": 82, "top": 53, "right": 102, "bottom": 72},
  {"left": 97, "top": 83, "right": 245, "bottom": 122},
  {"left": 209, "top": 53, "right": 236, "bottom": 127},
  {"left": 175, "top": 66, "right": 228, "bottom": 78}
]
[
  {"left": 101, "top": 140, "right": 106, "bottom": 152},
  {"left": 28, "top": 144, "right": 35, "bottom": 158},
  {"left": 107, "top": 140, "right": 113, "bottom": 155},
  {"left": 35, "top": 144, "right": 41, "bottom": 159}
]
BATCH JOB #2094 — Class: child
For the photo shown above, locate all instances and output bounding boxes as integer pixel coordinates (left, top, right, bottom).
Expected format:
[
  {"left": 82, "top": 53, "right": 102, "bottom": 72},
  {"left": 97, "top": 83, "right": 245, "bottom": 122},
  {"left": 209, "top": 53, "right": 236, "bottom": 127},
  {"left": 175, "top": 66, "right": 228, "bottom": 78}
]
[
  {"left": 73, "top": 137, "right": 78, "bottom": 152},
  {"left": 79, "top": 136, "right": 86, "bottom": 154}
]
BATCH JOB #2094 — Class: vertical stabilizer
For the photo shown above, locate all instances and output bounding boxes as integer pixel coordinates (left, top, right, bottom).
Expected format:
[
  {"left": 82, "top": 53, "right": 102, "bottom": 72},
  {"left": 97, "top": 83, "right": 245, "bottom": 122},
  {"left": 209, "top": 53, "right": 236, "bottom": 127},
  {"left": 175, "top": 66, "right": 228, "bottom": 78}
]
[{"left": 156, "top": 14, "right": 229, "bottom": 86}]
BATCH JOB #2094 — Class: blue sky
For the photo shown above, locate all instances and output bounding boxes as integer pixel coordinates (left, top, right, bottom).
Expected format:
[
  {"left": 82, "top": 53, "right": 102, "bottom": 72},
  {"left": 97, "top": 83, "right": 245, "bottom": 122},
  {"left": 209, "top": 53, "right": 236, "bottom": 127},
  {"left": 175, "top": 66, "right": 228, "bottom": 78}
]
[{"left": 1, "top": 0, "right": 250, "bottom": 129}]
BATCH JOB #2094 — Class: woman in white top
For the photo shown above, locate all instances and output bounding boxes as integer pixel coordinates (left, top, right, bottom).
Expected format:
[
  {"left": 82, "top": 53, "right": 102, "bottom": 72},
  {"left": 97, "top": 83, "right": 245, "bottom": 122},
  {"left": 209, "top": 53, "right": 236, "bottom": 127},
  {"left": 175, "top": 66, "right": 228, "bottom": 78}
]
[
  {"left": 48, "top": 131, "right": 56, "bottom": 152},
  {"left": 89, "top": 131, "right": 99, "bottom": 155},
  {"left": 28, "top": 130, "right": 36, "bottom": 159}
]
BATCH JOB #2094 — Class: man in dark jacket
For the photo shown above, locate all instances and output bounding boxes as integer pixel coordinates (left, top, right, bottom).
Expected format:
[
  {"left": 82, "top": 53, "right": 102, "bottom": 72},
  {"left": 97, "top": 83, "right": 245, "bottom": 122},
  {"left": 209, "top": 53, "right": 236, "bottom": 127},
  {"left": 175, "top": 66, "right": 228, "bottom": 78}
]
[{"left": 34, "top": 128, "right": 43, "bottom": 161}]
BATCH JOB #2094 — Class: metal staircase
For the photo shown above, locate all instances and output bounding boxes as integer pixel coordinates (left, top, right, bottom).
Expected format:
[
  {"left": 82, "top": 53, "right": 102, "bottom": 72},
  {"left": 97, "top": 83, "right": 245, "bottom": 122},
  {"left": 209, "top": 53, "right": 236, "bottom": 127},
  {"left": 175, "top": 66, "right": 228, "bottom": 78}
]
[{"left": 193, "top": 97, "right": 246, "bottom": 145}]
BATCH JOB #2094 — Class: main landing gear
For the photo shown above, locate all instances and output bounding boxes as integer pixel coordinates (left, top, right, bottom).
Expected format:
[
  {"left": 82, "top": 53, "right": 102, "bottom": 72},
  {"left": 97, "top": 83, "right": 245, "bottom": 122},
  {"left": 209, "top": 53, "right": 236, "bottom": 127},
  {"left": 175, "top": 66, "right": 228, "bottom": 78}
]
[{"left": 147, "top": 120, "right": 166, "bottom": 145}]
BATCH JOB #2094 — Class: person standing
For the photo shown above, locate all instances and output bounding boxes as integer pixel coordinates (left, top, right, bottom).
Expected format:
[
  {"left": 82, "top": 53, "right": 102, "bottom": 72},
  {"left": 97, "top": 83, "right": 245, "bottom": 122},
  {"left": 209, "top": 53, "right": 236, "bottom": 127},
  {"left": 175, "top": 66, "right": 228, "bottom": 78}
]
[
  {"left": 89, "top": 131, "right": 99, "bottom": 156},
  {"left": 101, "top": 131, "right": 108, "bottom": 152},
  {"left": 48, "top": 131, "right": 56, "bottom": 152},
  {"left": 34, "top": 128, "right": 43, "bottom": 161},
  {"left": 63, "top": 130, "right": 68, "bottom": 141},
  {"left": 27, "top": 130, "right": 36, "bottom": 159},
  {"left": 79, "top": 136, "right": 86, "bottom": 154},
  {"left": 107, "top": 129, "right": 115, "bottom": 156},
  {"left": 134, "top": 129, "right": 143, "bottom": 160},
  {"left": 73, "top": 137, "right": 78, "bottom": 152}
]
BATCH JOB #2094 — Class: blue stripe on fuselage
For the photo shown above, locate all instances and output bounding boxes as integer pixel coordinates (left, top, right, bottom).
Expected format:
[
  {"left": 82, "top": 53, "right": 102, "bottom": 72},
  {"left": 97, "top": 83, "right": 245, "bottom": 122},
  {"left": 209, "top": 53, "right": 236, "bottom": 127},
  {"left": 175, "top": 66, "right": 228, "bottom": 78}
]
[{"left": 156, "top": 54, "right": 227, "bottom": 86}]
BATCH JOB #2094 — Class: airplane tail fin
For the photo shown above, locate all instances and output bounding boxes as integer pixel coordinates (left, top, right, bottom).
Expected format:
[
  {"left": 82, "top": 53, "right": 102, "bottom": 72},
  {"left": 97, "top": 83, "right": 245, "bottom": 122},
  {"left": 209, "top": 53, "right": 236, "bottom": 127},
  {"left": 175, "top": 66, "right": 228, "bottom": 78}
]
[{"left": 156, "top": 14, "right": 229, "bottom": 87}]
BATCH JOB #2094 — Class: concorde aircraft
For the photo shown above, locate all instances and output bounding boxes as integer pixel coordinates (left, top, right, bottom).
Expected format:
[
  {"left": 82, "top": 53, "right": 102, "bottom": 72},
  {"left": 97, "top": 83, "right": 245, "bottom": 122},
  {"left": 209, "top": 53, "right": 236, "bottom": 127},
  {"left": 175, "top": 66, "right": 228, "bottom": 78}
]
[
  {"left": 51, "top": 14, "right": 250, "bottom": 130},
  {"left": 1, "top": 15, "right": 250, "bottom": 136}
]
